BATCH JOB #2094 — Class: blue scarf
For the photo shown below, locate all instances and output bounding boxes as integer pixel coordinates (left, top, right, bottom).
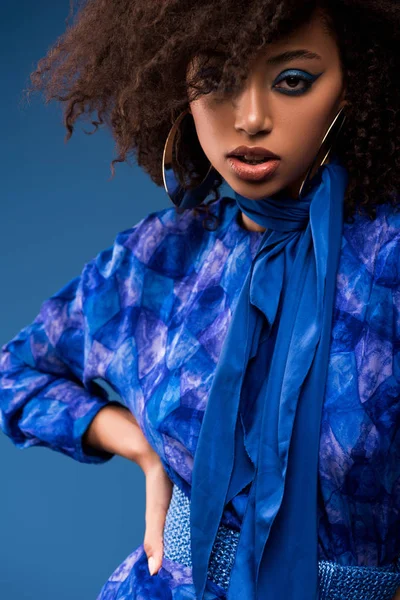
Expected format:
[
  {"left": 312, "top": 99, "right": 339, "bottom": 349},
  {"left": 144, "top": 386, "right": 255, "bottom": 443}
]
[{"left": 190, "top": 157, "right": 349, "bottom": 599}]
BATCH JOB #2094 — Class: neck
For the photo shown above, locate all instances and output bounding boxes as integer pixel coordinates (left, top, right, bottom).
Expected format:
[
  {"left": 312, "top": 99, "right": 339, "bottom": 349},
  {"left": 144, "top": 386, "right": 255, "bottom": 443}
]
[
  {"left": 238, "top": 185, "right": 300, "bottom": 232},
  {"left": 240, "top": 211, "right": 267, "bottom": 232},
  {"left": 237, "top": 157, "right": 334, "bottom": 232}
]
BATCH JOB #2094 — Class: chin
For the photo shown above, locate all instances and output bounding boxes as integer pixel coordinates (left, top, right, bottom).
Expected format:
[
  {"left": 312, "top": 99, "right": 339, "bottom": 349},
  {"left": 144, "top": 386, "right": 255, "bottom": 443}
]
[{"left": 235, "top": 178, "right": 285, "bottom": 200}]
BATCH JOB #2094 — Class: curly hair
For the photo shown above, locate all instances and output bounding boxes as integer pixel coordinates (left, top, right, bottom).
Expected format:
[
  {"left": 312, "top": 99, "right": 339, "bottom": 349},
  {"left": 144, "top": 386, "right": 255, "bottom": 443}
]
[{"left": 27, "top": 0, "right": 399, "bottom": 224}]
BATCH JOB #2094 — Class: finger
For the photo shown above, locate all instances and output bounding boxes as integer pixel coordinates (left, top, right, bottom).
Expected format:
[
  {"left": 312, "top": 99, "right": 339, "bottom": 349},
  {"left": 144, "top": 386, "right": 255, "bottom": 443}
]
[
  {"left": 147, "top": 551, "right": 163, "bottom": 576},
  {"left": 144, "top": 513, "right": 165, "bottom": 575},
  {"left": 144, "top": 498, "right": 169, "bottom": 549},
  {"left": 144, "top": 536, "right": 164, "bottom": 575}
]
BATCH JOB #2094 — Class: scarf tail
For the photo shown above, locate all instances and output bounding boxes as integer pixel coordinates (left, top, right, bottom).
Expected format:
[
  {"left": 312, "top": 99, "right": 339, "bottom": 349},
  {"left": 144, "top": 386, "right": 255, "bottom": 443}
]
[{"left": 190, "top": 160, "right": 348, "bottom": 600}]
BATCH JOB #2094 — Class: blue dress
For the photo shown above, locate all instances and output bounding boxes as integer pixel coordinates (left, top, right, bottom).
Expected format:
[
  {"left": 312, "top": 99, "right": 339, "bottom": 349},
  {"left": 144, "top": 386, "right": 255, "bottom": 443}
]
[{"left": 1, "top": 196, "right": 400, "bottom": 599}]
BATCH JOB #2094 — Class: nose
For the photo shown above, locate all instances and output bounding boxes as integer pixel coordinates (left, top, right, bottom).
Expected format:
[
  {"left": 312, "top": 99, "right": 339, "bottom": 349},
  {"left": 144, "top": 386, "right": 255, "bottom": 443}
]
[{"left": 233, "top": 80, "right": 273, "bottom": 137}]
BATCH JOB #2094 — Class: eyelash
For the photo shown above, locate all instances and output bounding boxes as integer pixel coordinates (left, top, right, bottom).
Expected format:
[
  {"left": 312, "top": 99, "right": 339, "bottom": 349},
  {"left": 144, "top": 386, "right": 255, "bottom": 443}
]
[
  {"left": 195, "top": 67, "right": 322, "bottom": 98},
  {"left": 272, "top": 69, "right": 322, "bottom": 96}
]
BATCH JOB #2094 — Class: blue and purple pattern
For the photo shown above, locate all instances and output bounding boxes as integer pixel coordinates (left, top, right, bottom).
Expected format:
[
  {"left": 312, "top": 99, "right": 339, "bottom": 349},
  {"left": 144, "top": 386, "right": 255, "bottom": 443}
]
[{"left": 1, "top": 197, "right": 400, "bottom": 598}]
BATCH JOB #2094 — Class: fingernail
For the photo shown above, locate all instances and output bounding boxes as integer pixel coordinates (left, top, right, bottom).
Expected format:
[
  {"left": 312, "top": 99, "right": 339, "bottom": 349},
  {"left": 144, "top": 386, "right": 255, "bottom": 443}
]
[{"left": 148, "top": 556, "right": 155, "bottom": 576}]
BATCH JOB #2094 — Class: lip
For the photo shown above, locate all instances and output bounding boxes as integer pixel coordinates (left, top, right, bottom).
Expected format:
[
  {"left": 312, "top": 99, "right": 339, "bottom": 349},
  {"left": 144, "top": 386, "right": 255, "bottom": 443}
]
[
  {"left": 227, "top": 145, "right": 280, "bottom": 159},
  {"left": 227, "top": 156, "right": 281, "bottom": 182}
]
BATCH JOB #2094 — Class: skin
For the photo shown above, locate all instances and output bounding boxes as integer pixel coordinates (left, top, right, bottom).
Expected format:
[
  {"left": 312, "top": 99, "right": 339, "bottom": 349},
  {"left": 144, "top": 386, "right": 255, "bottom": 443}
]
[
  {"left": 187, "top": 11, "right": 400, "bottom": 598},
  {"left": 83, "top": 404, "right": 172, "bottom": 576},
  {"left": 85, "top": 11, "right": 400, "bottom": 597},
  {"left": 187, "top": 9, "right": 348, "bottom": 232}
]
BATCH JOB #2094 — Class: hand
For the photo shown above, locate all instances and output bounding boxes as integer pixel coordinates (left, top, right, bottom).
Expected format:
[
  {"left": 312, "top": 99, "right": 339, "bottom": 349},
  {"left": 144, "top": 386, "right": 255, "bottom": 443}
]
[
  {"left": 83, "top": 404, "right": 173, "bottom": 575},
  {"left": 143, "top": 458, "right": 173, "bottom": 576},
  {"left": 392, "top": 588, "right": 400, "bottom": 600}
]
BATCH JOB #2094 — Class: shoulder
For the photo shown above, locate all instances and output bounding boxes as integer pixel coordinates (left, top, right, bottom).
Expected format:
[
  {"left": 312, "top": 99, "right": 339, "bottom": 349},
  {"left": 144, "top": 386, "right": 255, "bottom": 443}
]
[
  {"left": 82, "top": 197, "right": 240, "bottom": 286},
  {"left": 373, "top": 200, "right": 400, "bottom": 286},
  {"left": 342, "top": 199, "right": 400, "bottom": 284}
]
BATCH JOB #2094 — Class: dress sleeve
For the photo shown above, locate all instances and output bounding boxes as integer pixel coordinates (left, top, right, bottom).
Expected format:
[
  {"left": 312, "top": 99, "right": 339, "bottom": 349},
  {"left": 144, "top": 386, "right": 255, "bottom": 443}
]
[{"left": 0, "top": 229, "right": 138, "bottom": 465}]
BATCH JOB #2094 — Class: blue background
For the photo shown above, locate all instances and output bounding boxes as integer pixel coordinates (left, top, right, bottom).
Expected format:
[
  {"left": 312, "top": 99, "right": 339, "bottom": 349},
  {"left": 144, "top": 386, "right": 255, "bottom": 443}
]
[{"left": 0, "top": 1, "right": 197, "bottom": 598}]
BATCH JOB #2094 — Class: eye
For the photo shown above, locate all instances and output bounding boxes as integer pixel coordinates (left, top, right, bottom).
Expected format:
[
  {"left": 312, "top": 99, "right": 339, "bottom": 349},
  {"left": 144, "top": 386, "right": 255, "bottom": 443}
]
[{"left": 272, "top": 69, "right": 322, "bottom": 96}]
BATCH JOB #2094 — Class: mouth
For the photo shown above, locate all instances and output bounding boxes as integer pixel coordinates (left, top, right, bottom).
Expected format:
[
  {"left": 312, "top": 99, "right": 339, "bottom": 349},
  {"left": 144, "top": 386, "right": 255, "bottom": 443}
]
[
  {"left": 226, "top": 146, "right": 281, "bottom": 181},
  {"left": 227, "top": 145, "right": 280, "bottom": 162},
  {"left": 230, "top": 156, "right": 273, "bottom": 165},
  {"left": 227, "top": 157, "right": 280, "bottom": 182}
]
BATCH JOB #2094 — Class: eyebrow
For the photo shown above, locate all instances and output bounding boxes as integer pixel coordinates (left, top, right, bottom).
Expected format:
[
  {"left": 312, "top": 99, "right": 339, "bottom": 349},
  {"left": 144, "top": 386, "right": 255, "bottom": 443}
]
[{"left": 266, "top": 49, "right": 322, "bottom": 65}]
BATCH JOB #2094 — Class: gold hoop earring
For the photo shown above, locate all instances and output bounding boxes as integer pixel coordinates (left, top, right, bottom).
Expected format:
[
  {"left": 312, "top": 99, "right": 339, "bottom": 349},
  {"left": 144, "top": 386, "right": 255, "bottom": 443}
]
[
  {"left": 162, "top": 109, "right": 216, "bottom": 210},
  {"left": 299, "top": 105, "right": 347, "bottom": 198}
]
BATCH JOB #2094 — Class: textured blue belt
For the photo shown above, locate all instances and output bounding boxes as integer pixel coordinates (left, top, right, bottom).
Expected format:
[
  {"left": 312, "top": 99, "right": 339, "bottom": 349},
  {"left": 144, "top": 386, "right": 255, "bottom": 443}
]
[{"left": 163, "top": 484, "right": 400, "bottom": 600}]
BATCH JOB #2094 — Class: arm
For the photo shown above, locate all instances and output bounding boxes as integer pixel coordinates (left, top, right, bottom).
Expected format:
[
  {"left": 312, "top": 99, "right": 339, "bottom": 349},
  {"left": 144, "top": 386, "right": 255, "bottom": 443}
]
[
  {"left": 0, "top": 233, "right": 138, "bottom": 464},
  {"left": 82, "top": 402, "right": 161, "bottom": 473}
]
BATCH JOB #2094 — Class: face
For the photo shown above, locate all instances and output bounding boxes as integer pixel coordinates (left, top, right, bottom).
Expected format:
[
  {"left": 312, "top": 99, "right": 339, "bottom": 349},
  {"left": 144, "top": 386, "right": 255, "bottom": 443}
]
[{"left": 187, "top": 9, "right": 347, "bottom": 204}]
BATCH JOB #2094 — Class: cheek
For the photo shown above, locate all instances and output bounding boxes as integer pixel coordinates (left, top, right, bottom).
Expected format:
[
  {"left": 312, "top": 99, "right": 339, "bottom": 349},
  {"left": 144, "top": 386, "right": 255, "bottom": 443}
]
[
  {"left": 308, "top": 87, "right": 343, "bottom": 140},
  {"left": 278, "top": 79, "right": 344, "bottom": 159},
  {"left": 190, "top": 102, "right": 227, "bottom": 161}
]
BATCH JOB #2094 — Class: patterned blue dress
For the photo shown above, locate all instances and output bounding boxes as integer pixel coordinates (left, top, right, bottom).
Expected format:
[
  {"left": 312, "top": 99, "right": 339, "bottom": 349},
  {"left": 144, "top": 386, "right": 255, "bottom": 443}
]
[{"left": 1, "top": 196, "right": 400, "bottom": 599}]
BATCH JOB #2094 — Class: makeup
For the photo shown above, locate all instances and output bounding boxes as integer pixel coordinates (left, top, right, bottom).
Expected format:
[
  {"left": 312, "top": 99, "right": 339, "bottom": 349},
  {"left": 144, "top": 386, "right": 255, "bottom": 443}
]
[{"left": 227, "top": 157, "right": 280, "bottom": 182}]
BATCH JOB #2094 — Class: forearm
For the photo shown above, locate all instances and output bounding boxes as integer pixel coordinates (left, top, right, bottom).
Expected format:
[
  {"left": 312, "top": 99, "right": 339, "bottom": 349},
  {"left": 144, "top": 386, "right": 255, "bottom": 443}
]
[{"left": 82, "top": 404, "right": 159, "bottom": 473}]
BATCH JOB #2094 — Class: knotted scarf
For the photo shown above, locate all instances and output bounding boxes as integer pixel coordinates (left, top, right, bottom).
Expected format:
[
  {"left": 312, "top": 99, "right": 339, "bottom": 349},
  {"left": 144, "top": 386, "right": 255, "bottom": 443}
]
[{"left": 190, "top": 157, "right": 349, "bottom": 599}]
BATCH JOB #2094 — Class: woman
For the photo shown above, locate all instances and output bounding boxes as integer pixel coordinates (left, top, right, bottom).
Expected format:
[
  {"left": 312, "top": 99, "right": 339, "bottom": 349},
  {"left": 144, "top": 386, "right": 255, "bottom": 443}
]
[{"left": 1, "top": 0, "right": 399, "bottom": 598}]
